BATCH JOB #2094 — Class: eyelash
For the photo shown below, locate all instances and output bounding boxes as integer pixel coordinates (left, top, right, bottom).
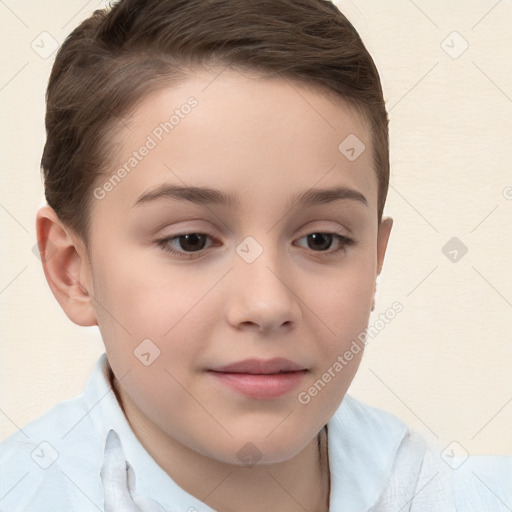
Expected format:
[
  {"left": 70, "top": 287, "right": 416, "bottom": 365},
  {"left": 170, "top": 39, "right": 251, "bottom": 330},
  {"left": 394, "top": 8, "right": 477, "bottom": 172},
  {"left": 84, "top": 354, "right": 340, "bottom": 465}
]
[{"left": 155, "top": 231, "right": 355, "bottom": 260}]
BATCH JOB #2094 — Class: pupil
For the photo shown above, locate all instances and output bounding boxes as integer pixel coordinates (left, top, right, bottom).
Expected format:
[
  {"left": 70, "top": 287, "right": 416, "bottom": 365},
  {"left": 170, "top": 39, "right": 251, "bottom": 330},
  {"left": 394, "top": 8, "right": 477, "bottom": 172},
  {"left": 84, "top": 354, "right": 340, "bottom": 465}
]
[
  {"left": 309, "top": 233, "right": 332, "bottom": 251},
  {"left": 180, "top": 234, "right": 206, "bottom": 252}
]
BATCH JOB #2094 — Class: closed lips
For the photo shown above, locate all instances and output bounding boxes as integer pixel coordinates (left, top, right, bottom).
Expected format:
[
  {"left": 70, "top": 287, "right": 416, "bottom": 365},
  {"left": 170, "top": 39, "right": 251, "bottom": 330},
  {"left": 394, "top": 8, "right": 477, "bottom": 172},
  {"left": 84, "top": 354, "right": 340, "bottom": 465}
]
[{"left": 208, "top": 358, "right": 308, "bottom": 374}]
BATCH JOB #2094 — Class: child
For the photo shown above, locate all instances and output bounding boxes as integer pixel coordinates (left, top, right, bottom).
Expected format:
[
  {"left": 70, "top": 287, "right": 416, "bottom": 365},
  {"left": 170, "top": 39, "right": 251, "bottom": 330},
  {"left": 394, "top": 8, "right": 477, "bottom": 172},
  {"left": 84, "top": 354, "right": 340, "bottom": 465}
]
[{"left": 0, "top": 0, "right": 510, "bottom": 510}]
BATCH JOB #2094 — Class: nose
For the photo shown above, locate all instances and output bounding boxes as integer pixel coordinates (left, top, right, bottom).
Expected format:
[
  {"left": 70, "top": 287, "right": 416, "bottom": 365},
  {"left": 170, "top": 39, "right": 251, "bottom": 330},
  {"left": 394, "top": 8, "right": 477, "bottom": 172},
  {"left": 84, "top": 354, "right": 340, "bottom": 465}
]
[{"left": 224, "top": 239, "right": 302, "bottom": 334}]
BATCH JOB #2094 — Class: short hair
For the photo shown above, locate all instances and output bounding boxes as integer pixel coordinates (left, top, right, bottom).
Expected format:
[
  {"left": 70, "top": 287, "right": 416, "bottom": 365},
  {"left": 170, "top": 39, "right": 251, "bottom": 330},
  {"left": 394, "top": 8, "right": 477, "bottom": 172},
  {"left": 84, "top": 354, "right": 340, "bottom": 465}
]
[{"left": 41, "top": 0, "right": 389, "bottom": 242}]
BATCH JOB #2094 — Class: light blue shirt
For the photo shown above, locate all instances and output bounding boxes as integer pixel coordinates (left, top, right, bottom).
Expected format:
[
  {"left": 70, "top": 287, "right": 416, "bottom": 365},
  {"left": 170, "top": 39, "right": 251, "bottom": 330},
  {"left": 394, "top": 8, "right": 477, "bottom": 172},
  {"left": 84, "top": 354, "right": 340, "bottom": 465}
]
[{"left": 0, "top": 353, "right": 510, "bottom": 511}]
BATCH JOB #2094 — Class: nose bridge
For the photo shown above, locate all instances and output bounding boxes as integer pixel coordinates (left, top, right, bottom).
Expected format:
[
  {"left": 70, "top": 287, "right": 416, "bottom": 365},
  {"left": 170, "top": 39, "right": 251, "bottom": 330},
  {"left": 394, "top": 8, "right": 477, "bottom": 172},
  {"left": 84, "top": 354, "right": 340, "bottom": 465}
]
[{"left": 226, "top": 234, "right": 301, "bottom": 331}]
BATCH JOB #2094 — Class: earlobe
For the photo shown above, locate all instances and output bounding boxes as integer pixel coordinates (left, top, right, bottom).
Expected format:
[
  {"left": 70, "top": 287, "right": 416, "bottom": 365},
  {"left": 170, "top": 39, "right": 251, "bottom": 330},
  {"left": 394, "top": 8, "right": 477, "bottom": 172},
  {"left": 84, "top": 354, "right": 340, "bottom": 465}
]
[{"left": 35, "top": 205, "right": 97, "bottom": 327}]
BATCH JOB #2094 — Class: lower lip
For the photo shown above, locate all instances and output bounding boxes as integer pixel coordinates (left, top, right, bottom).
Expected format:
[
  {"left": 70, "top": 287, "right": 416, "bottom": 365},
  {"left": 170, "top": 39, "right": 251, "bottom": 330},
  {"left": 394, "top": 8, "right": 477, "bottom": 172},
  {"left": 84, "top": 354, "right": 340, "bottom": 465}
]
[{"left": 208, "top": 370, "right": 308, "bottom": 399}]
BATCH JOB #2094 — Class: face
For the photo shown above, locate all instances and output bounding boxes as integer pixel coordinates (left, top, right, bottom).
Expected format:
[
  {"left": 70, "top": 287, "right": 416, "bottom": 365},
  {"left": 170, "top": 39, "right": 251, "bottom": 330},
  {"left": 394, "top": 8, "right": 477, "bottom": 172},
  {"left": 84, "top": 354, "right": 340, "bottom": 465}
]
[{"left": 81, "top": 68, "right": 390, "bottom": 465}]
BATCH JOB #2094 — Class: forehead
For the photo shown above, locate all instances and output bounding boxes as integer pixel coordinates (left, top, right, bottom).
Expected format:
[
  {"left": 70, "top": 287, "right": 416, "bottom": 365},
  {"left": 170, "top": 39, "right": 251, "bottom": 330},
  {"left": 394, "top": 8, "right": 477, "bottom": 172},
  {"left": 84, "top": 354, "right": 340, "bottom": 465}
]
[{"left": 93, "top": 68, "right": 377, "bottom": 220}]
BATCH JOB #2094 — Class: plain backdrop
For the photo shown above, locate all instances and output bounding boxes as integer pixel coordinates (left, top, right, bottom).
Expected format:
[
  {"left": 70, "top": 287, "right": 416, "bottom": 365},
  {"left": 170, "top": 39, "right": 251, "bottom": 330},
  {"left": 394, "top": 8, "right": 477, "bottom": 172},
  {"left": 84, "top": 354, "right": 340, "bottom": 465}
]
[{"left": 1, "top": 0, "right": 511, "bottom": 460}]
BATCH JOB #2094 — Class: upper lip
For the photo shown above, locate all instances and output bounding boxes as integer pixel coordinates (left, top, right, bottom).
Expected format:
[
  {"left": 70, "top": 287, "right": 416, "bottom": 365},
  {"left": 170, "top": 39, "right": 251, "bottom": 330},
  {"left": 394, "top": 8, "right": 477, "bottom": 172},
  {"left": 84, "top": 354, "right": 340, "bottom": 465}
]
[{"left": 209, "top": 358, "right": 307, "bottom": 374}]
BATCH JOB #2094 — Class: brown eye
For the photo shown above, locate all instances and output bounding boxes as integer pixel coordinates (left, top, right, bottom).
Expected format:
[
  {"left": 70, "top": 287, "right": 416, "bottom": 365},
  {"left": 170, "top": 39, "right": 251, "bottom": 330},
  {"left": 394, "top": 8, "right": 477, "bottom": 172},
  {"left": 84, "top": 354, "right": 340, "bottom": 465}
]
[
  {"left": 296, "top": 232, "right": 354, "bottom": 254},
  {"left": 156, "top": 232, "right": 217, "bottom": 259},
  {"left": 306, "top": 233, "right": 334, "bottom": 251},
  {"left": 175, "top": 233, "right": 208, "bottom": 252}
]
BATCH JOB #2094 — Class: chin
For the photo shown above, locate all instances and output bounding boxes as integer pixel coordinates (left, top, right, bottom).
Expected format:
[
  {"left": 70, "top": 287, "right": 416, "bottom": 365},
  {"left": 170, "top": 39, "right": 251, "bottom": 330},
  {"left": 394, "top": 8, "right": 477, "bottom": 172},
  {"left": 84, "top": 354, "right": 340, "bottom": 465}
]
[{"left": 196, "top": 429, "right": 315, "bottom": 467}]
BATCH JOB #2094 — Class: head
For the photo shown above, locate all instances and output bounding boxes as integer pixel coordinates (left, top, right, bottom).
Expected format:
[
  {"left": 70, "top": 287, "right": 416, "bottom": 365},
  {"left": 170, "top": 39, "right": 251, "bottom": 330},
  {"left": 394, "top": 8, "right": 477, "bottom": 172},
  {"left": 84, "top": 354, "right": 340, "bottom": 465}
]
[{"left": 37, "top": 0, "right": 393, "bottom": 466}]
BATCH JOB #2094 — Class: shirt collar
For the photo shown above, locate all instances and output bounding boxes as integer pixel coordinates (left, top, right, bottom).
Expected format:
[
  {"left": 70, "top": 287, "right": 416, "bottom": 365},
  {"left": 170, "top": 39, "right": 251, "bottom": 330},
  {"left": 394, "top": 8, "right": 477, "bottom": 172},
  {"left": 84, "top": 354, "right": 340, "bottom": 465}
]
[
  {"left": 84, "top": 353, "right": 408, "bottom": 511},
  {"left": 327, "top": 393, "right": 409, "bottom": 510}
]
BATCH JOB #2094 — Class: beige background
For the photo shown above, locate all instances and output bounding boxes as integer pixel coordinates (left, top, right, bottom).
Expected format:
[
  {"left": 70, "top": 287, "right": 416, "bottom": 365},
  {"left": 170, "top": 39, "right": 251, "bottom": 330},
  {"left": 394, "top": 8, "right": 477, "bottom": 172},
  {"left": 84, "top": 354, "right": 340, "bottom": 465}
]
[{"left": 1, "top": 0, "right": 511, "bottom": 460}]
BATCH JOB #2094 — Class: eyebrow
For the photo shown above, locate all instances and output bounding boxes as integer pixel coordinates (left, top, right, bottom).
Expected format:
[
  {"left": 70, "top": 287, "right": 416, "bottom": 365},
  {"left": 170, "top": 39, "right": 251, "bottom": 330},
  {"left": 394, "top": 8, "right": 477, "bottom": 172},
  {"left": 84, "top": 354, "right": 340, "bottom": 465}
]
[{"left": 132, "top": 184, "right": 368, "bottom": 210}]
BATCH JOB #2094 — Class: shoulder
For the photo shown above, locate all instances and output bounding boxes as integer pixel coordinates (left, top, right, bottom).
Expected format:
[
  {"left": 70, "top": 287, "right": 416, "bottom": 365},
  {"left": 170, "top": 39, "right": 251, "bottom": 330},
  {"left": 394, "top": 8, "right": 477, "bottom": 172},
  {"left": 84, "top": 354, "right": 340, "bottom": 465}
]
[
  {"left": 330, "top": 395, "right": 512, "bottom": 511},
  {"left": 0, "top": 361, "right": 110, "bottom": 511},
  {"left": 452, "top": 454, "right": 512, "bottom": 511}
]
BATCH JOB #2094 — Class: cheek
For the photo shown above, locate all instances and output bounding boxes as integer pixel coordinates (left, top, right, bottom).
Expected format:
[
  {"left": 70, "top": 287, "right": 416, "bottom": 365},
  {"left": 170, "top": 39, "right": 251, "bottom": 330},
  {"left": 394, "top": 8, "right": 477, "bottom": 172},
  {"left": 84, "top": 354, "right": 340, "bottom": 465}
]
[
  {"left": 92, "top": 244, "right": 217, "bottom": 335},
  {"left": 91, "top": 249, "right": 226, "bottom": 384},
  {"left": 298, "top": 252, "right": 375, "bottom": 394},
  {"left": 309, "top": 253, "right": 375, "bottom": 335}
]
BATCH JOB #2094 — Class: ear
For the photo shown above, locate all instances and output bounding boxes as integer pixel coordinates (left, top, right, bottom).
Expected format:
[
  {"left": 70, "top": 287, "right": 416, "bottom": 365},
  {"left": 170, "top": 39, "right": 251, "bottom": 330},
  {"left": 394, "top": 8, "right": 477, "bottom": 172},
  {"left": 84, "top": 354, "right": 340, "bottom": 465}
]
[
  {"left": 371, "top": 216, "right": 393, "bottom": 311},
  {"left": 35, "top": 205, "right": 97, "bottom": 327},
  {"left": 376, "top": 216, "right": 393, "bottom": 276}
]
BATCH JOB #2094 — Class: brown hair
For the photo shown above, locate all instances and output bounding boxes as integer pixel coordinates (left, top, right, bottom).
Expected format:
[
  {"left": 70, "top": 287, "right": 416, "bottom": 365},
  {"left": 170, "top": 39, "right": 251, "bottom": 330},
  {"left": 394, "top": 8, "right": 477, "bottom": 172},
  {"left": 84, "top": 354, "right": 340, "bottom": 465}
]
[{"left": 41, "top": 0, "right": 389, "bottom": 243}]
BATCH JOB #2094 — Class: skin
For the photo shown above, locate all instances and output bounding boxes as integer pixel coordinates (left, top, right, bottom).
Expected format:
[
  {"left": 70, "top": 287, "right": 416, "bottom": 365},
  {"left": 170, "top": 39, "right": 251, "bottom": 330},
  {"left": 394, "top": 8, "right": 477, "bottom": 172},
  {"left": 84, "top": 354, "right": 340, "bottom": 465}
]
[{"left": 37, "top": 68, "right": 393, "bottom": 512}]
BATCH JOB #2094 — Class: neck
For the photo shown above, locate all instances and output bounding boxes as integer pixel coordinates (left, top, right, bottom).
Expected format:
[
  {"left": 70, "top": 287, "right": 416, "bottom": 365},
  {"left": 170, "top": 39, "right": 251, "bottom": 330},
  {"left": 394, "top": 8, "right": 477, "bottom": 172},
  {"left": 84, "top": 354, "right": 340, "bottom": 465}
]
[{"left": 110, "top": 370, "right": 330, "bottom": 512}]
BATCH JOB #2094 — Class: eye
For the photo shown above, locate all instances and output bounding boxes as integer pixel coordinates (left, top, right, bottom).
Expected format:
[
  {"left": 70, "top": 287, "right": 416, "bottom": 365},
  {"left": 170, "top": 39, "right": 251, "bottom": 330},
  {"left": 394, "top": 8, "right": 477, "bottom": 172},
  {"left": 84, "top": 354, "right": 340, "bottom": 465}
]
[
  {"left": 156, "top": 232, "right": 217, "bottom": 259},
  {"left": 295, "top": 232, "right": 354, "bottom": 254},
  {"left": 156, "top": 231, "right": 354, "bottom": 260}
]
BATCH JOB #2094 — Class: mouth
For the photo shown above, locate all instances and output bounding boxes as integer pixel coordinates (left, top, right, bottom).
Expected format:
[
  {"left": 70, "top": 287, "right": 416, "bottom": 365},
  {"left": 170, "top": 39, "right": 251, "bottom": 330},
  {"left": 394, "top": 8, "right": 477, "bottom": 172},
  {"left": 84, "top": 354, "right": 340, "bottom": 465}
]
[
  {"left": 209, "top": 357, "right": 307, "bottom": 374},
  {"left": 207, "top": 358, "right": 308, "bottom": 399}
]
